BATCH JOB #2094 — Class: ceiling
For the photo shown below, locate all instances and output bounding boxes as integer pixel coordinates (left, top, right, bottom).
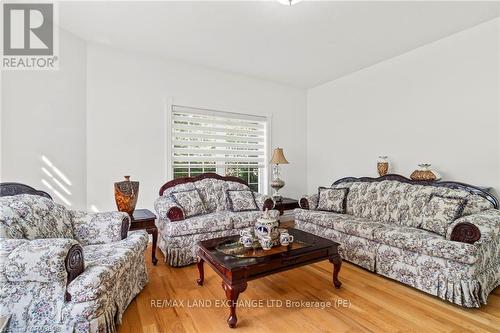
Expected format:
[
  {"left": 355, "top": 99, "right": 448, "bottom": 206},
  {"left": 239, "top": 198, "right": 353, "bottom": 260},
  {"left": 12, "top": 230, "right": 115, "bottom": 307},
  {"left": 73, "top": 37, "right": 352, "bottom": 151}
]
[{"left": 60, "top": 1, "right": 500, "bottom": 88}]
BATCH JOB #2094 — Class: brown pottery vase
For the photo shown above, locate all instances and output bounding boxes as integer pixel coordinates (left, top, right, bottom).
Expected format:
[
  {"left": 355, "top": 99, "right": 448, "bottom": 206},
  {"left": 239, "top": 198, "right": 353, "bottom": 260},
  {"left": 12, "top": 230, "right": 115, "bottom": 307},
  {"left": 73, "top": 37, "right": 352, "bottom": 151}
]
[{"left": 114, "top": 176, "right": 139, "bottom": 216}]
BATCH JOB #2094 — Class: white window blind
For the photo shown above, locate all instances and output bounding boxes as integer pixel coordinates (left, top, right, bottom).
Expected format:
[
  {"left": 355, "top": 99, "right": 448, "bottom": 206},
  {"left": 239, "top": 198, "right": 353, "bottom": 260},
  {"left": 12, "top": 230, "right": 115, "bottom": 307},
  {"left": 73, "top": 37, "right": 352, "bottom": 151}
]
[{"left": 171, "top": 105, "right": 268, "bottom": 170}]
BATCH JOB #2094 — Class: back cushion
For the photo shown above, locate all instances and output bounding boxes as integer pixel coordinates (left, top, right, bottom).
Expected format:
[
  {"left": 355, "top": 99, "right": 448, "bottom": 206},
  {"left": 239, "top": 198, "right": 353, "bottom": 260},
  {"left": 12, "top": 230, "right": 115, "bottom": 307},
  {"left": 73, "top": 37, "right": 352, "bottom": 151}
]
[
  {"left": 0, "top": 194, "right": 73, "bottom": 240},
  {"left": 194, "top": 179, "right": 228, "bottom": 212},
  {"left": 336, "top": 180, "right": 493, "bottom": 227}
]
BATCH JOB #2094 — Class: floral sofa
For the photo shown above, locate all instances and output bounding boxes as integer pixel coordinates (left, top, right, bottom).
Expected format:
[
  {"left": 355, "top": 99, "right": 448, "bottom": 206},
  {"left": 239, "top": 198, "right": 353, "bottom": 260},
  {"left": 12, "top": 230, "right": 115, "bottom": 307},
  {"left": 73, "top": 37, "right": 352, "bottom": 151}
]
[
  {"left": 0, "top": 183, "right": 148, "bottom": 332},
  {"left": 155, "top": 173, "right": 278, "bottom": 267},
  {"left": 296, "top": 175, "right": 500, "bottom": 308}
]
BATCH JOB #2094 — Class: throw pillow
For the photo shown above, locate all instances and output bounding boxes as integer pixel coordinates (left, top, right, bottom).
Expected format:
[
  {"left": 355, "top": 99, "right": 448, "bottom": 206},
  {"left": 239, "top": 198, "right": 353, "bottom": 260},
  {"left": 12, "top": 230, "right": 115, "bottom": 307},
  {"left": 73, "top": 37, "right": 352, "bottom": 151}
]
[
  {"left": 170, "top": 189, "right": 207, "bottom": 218},
  {"left": 316, "top": 187, "right": 349, "bottom": 213},
  {"left": 420, "top": 194, "right": 467, "bottom": 236},
  {"left": 226, "top": 190, "right": 258, "bottom": 212}
]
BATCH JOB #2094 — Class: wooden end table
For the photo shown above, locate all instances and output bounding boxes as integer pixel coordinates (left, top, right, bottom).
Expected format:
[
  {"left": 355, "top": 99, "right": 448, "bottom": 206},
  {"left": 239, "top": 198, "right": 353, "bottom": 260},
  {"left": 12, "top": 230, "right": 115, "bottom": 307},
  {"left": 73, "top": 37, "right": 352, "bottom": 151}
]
[
  {"left": 196, "top": 228, "right": 341, "bottom": 328},
  {"left": 129, "top": 209, "right": 158, "bottom": 265},
  {"left": 274, "top": 197, "right": 299, "bottom": 216}
]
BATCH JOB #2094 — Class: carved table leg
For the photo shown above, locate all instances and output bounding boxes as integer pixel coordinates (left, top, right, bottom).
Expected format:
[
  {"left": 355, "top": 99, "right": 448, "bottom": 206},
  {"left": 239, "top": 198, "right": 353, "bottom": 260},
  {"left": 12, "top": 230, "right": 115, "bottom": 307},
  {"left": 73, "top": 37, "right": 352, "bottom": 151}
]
[
  {"left": 329, "top": 255, "right": 342, "bottom": 289},
  {"left": 221, "top": 281, "right": 247, "bottom": 328},
  {"left": 197, "top": 258, "right": 204, "bottom": 286},
  {"left": 148, "top": 227, "right": 158, "bottom": 265}
]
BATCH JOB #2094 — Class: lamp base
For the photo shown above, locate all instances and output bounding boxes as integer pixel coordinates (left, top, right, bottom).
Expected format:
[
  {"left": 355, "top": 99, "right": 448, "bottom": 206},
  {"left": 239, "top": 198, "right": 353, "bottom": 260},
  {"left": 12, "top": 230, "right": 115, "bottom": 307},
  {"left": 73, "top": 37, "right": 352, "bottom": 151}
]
[{"left": 271, "top": 177, "right": 285, "bottom": 202}]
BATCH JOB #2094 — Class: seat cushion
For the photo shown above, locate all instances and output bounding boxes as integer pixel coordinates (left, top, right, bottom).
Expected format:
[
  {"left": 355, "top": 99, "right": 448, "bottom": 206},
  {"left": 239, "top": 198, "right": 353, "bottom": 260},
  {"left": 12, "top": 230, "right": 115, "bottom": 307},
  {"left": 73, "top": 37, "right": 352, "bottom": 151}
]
[
  {"left": 226, "top": 210, "right": 264, "bottom": 229},
  {"left": 373, "top": 225, "right": 478, "bottom": 265},
  {"left": 165, "top": 212, "right": 232, "bottom": 237},
  {"left": 294, "top": 209, "right": 387, "bottom": 240},
  {"left": 67, "top": 231, "right": 148, "bottom": 303}
]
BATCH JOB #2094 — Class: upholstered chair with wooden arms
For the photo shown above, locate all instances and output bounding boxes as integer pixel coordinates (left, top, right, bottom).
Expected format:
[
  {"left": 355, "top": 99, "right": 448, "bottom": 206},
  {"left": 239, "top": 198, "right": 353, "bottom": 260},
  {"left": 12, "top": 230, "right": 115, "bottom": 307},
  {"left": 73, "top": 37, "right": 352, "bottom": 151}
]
[{"left": 0, "top": 183, "right": 148, "bottom": 333}]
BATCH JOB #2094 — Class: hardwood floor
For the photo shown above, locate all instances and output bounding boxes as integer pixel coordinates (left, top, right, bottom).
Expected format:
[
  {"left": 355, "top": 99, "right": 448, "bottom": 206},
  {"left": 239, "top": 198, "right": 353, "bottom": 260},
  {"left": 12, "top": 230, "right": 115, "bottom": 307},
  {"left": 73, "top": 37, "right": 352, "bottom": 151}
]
[{"left": 119, "top": 245, "right": 500, "bottom": 333}]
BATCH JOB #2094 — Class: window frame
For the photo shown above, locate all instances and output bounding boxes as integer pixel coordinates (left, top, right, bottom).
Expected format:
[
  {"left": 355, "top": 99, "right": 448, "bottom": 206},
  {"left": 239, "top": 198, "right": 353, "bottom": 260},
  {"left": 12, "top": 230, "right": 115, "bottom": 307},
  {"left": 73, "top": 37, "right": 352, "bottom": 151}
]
[{"left": 165, "top": 101, "right": 270, "bottom": 194}]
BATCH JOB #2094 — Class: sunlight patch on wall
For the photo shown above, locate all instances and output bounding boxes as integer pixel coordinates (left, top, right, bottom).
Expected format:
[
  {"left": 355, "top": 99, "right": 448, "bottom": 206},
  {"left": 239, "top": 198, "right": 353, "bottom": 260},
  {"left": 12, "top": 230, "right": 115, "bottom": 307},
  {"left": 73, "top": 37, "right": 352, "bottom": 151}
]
[
  {"left": 41, "top": 155, "right": 72, "bottom": 186},
  {"left": 40, "top": 155, "right": 72, "bottom": 206},
  {"left": 90, "top": 205, "right": 100, "bottom": 213}
]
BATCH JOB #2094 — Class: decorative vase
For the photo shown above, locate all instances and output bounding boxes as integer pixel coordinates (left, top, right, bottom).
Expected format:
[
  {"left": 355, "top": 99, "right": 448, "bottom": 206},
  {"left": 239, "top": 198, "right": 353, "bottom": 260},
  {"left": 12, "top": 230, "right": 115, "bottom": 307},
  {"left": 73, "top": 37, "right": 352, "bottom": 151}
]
[
  {"left": 377, "top": 156, "right": 389, "bottom": 176},
  {"left": 410, "top": 164, "right": 439, "bottom": 181},
  {"left": 114, "top": 176, "right": 139, "bottom": 216}
]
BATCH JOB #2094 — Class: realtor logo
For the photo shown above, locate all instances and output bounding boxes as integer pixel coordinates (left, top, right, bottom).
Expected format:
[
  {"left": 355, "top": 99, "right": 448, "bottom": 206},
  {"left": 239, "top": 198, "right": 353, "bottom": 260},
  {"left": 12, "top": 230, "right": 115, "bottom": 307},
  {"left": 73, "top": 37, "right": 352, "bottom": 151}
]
[{"left": 2, "top": 3, "right": 59, "bottom": 70}]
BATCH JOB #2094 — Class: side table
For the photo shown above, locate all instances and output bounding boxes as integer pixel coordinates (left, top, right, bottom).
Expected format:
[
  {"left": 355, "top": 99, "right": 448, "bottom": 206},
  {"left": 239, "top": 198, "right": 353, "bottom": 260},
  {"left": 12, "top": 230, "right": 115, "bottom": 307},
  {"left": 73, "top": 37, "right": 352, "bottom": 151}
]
[
  {"left": 130, "top": 209, "right": 158, "bottom": 265},
  {"left": 274, "top": 197, "right": 299, "bottom": 216}
]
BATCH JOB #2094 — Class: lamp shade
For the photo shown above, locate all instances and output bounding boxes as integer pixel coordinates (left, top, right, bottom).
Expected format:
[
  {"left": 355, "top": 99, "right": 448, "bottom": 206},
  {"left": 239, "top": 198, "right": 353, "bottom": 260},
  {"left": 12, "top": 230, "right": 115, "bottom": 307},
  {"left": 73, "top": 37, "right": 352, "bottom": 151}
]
[{"left": 270, "top": 148, "right": 289, "bottom": 165}]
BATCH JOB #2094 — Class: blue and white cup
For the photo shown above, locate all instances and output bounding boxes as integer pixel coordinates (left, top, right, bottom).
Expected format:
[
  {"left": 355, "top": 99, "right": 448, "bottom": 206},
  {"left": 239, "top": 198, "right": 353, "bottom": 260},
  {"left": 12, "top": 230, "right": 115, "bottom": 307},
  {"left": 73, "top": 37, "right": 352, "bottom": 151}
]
[
  {"left": 259, "top": 236, "right": 273, "bottom": 250},
  {"left": 280, "top": 231, "right": 294, "bottom": 246},
  {"left": 239, "top": 234, "right": 254, "bottom": 248}
]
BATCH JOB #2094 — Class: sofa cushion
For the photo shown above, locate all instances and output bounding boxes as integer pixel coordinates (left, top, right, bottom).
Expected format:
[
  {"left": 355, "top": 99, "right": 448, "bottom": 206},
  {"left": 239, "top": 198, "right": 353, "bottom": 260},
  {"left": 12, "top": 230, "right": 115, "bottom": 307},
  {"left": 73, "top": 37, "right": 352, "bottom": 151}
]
[
  {"left": 373, "top": 225, "right": 478, "bottom": 265},
  {"left": 170, "top": 189, "right": 207, "bottom": 217},
  {"left": 227, "top": 210, "right": 263, "bottom": 229},
  {"left": 194, "top": 178, "right": 228, "bottom": 212},
  {"left": 420, "top": 195, "right": 467, "bottom": 236},
  {"left": 294, "top": 209, "right": 387, "bottom": 240},
  {"left": 226, "top": 210, "right": 279, "bottom": 229},
  {"left": 226, "top": 190, "right": 258, "bottom": 212},
  {"left": 165, "top": 212, "right": 232, "bottom": 237},
  {"left": 0, "top": 194, "right": 73, "bottom": 240},
  {"left": 316, "top": 187, "right": 348, "bottom": 213}
]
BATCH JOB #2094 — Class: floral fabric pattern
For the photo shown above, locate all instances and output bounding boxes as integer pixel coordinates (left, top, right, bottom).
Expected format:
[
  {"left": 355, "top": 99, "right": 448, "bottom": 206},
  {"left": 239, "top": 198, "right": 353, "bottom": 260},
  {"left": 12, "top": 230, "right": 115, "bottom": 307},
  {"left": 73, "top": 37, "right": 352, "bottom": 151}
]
[
  {"left": 71, "top": 211, "right": 130, "bottom": 246},
  {"left": 154, "top": 196, "right": 181, "bottom": 219},
  {"left": 0, "top": 194, "right": 73, "bottom": 239},
  {"left": 155, "top": 177, "right": 278, "bottom": 266},
  {"left": 165, "top": 212, "right": 232, "bottom": 237},
  {"left": 316, "top": 187, "right": 348, "bottom": 213},
  {"left": 299, "top": 193, "right": 319, "bottom": 210},
  {"left": 170, "top": 189, "right": 207, "bottom": 217},
  {"left": 0, "top": 194, "right": 149, "bottom": 332},
  {"left": 420, "top": 195, "right": 466, "bottom": 236},
  {"left": 226, "top": 190, "right": 258, "bottom": 212},
  {"left": 3, "top": 238, "right": 79, "bottom": 283},
  {"left": 296, "top": 179, "right": 500, "bottom": 307}
]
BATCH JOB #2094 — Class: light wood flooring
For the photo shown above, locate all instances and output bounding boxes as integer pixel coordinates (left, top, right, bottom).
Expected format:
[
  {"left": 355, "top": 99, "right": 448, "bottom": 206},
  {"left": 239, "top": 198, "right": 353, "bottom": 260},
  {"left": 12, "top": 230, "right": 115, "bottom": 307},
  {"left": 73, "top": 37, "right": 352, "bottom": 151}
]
[{"left": 118, "top": 244, "right": 500, "bottom": 333}]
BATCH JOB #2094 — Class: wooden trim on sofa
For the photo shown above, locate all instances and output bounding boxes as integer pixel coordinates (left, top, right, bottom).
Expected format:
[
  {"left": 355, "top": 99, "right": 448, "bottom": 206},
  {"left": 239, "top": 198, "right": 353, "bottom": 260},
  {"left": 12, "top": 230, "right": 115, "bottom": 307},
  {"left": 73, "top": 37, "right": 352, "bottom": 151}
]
[
  {"left": 158, "top": 172, "right": 249, "bottom": 196},
  {"left": 332, "top": 174, "right": 498, "bottom": 209},
  {"left": 65, "top": 244, "right": 84, "bottom": 301},
  {"left": 0, "top": 182, "right": 52, "bottom": 199}
]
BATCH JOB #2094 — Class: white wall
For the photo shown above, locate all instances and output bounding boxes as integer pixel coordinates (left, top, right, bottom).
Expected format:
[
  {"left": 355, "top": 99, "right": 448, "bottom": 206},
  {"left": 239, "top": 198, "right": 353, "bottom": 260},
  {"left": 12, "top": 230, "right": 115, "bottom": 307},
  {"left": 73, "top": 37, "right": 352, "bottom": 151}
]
[
  {"left": 307, "top": 18, "right": 500, "bottom": 195},
  {"left": 86, "top": 43, "right": 307, "bottom": 212},
  {"left": 1, "top": 30, "right": 87, "bottom": 209}
]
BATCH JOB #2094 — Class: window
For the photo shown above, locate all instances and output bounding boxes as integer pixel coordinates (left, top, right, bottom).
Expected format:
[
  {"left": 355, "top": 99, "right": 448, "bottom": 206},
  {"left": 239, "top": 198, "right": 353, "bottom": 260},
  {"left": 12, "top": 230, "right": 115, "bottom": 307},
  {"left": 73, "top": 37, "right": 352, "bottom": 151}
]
[{"left": 169, "top": 105, "right": 268, "bottom": 193}]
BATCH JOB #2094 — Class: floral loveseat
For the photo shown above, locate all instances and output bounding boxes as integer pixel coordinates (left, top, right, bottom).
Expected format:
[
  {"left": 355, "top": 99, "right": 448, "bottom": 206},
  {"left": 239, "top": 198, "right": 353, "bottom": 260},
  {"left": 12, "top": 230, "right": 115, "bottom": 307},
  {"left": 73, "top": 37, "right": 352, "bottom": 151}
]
[
  {"left": 296, "top": 175, "right": 500, "bottom": 308},
  {"left": 155, "top": 173, "right": 278, "bottom": 267},
  {"left": 0, "top": 183, "right": 148, "bottom": 332}
]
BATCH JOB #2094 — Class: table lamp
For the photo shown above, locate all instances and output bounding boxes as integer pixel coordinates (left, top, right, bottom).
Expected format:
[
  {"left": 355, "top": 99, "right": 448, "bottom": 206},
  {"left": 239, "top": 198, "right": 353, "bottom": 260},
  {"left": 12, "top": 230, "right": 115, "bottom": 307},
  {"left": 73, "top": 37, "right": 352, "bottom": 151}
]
[{"left": 270, "top": 147, "right": 289, "bottom": 201}]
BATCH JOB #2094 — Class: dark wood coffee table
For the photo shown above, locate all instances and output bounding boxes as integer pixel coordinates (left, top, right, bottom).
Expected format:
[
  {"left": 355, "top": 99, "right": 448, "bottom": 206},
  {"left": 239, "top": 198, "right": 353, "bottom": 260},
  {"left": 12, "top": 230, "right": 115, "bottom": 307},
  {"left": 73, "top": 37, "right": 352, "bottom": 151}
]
[{"left": 196, "top": 228, "right": 341, "bottom": 328}]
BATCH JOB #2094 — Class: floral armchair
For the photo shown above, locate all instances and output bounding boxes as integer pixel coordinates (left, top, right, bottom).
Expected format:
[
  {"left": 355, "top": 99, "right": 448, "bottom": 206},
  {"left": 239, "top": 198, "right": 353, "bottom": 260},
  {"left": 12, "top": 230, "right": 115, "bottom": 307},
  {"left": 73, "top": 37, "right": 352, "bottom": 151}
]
[
  {"left": 0, "top": 183, "right": 148, "bottom": 333},
  {"left": 155, "top": 173, "right": 279, "bottom": 267}
]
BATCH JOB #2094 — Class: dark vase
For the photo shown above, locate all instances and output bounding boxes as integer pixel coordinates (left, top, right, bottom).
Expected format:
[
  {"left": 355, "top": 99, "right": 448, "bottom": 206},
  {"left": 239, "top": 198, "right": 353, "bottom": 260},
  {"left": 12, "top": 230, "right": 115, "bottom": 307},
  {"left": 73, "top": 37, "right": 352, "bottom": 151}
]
[{"left": 114, "top": 176, "right": 139, "bottom": 216}]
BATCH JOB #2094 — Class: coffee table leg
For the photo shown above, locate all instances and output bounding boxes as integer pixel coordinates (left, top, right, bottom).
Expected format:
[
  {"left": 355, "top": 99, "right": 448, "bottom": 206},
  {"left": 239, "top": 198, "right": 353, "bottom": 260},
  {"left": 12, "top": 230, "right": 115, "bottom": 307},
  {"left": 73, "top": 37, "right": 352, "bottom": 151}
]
[
  {"left": 221, "top": 281, "right": 247, "bottom": 328},
  {"left": 329, "top": 255, "right": 342, "bottom": 289},
  {"left": 197, "top": 258, "right": 204, "bottom": 286}
]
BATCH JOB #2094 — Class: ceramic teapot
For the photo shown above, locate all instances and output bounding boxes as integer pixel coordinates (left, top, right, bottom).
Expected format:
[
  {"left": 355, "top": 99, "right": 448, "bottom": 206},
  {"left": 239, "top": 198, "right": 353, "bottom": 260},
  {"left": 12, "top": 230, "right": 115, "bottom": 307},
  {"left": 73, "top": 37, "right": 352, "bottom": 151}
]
[{"left": 254, "top": 209, "right": 279, "bottom": 245}]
